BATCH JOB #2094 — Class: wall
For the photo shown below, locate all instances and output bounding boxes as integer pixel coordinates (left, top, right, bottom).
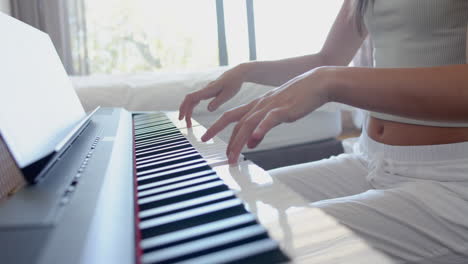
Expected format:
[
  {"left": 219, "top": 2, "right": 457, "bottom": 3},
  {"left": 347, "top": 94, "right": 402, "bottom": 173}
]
[{"left": 0, "top": 0, "right": 11, "bottom": 15}]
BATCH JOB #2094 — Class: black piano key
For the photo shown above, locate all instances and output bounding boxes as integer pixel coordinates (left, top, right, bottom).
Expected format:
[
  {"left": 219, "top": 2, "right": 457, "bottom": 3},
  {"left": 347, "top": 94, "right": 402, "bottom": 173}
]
[
  {"left": 135, "top": 126, "right": 179, "bottom": 136},
  {"left": 135, "top": 121, "right": 174, "bottom": 130},
  {"left": 136, "top": 141, "right": 189, "bottom": 155},
  {"left": 138, "top": 182, "right": 228, "bottom": 211},
  {"left": 136, "top": 153, "right": 203, "bottom": 173},
  {"left": 141, "top": 225, "right": 268, "bottom": 264},
  {"left": 135, "top": 127, "right": 178, "bottom": 137},
  {"left": 134, "top": 122, "right": 174, "bottom": 130},
  {"left": 135, "top": 138, "right": 189, "bottom": 152},
  {"left": 137, "top": 159, "right": 206, "bottom": 177},
  {"left": 136, "top": 147, "right": 196, "bottom": 164},
  {"left": 136, "top": 143, "right": 192, "bottom": 159},
  {"left": 135, "top": 129, "right": 180, "bottom": 141},
  {"left": 135, "top": 134, "right": 185, "bottom": 147},
  {"left": 138, "top": 163, "right": 212, "bottom": 186},
  {"left": 137, "top": 170, "right": 215, "bottom": 192},
  {"left": 175, "top": 239, "right": 288, "bottom": 264},
  {"left": 135, "top": 130, "right": 181, "bottom": 140},
  {"left": 139, "top": 190, "right": 236, "bottom": 220},
  {"left": 140, "top": 213, "right": 256, "bottom": 251},
  {"left": 139, "top": 198, "right": 247, "bottom": 239},
  {"left": 137, "top": 174, "right": 219, "bottom": 199},
  {"left": 136, "top": 149, "right": 197, "bottom": 167}
]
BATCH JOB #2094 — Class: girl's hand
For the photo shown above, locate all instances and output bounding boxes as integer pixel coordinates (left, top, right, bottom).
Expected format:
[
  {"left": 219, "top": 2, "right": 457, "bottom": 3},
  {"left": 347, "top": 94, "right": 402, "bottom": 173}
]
[
  {"left": 201, "top": 67, "right": 333, "bottom": 164},
  {"left": 178, "top": 63, "right": 251, "bottom": 127}
]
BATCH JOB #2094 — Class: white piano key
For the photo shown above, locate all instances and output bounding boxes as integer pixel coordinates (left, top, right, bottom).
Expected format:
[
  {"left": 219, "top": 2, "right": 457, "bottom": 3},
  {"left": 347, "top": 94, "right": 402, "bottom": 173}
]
[
  {"left": 176, "top": 239, "right": 282, "bottom": 264},
  {"left": 136, "top": 158, "right": 205, "bottom": 177},
  {"left": 137, "top": 170, "right": 215, "bottom": 192},
  {"left": 138, "top": 181, "right": 225, "bottom": 206},
  {"left": 140, "top": 213, "right": 255, "bottom": 250},
  {"left": 136, "top": 147, "right": 196, "bottom": 163},
  {"left": 136, "top": 142, "right": 191, "bottom": 156},
  {"left": 139, "top": 198, "right": 243, "bottom": 231},
  {"left": 134, "top": 129, "right": 180, "bottom": 141},
  {"left": 136, "top": 149, "right": 197, "bottom": 166},
  {"left": 137, "top": 175, "right": 219, "bottom": 198},
  {"left": 135, "top": 134, "right": 185, "bottom": 147},
  {"left": 141, "top": 225, "right": 267, "bottom": 264},
  {"left": 139, "top": 190, "right": 236, "bottom": 220},
  {"left": 137, "top": 162, "right": 210, "bottom": 183},
  {"left": 136, "top": 152, "right": 200, "bottom": 170}
]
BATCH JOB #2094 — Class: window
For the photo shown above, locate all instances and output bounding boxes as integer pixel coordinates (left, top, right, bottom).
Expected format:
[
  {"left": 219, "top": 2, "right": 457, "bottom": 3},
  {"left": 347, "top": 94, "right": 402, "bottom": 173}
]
[
  {"left": 79, "top": 0, "right": 343, "bottom": 75},
  {"left": 84, "top": 0, "right": 219, "bottom": 74}
]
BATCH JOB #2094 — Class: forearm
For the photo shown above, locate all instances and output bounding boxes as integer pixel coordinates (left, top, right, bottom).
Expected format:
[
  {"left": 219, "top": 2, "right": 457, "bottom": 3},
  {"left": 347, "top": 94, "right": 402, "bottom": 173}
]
[
  {"left": 327, "top": 65, "right": 468, "bottom": 122},
  {"left": 242, "top": 54, "right": 328, "bottom": 87}
]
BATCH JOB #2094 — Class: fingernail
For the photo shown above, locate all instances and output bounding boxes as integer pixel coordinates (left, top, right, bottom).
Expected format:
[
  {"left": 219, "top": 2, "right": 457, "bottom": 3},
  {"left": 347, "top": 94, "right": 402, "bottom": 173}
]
[
  {"left": 201, "top": 134, "right": 208, "bottom": 142},
  {"left": 208, "top": 104, "right": 214, "bottom": 112}
]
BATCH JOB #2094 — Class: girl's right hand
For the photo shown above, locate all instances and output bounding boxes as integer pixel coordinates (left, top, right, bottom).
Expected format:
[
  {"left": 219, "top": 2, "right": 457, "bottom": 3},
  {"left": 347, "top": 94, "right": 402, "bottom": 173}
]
[{"left": 178, "top": 63, "right": 251, "bottom": 127}]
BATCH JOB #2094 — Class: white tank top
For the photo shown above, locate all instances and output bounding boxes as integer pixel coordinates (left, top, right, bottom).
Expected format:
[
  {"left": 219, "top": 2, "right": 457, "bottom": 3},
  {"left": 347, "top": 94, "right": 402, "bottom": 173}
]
[{"left": 364, "top": 0, "right": 468, "bottom": 127}]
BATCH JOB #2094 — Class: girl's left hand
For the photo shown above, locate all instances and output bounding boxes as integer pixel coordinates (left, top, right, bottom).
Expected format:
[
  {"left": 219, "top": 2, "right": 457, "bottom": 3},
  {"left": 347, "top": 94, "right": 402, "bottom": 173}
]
[{"left": 201, "top": 67, "right": 334, "bottom": 164}]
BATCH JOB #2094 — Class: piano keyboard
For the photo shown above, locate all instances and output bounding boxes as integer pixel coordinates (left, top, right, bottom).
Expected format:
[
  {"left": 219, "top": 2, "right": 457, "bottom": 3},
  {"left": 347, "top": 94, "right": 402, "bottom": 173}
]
[{"left": 132, "top": 112, "right": 289, "bottom": 264}]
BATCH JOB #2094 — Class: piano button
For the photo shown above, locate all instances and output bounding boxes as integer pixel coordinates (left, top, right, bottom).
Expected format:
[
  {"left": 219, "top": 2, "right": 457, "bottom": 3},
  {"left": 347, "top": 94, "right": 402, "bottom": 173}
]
[
  {"left": 174, "top": 239, "right": 287, "bottom": 264},
  {"left": 140, "top": 213, "right": 256, "bottom": 251},
  {"left": 136, "top": 146, "right": 195, "bottom": 163},
  {"left": 137, "top": 175, "right": 220, "bottom": 199},
  {"left": 137, "top": 159, "right": 206, "bottom": 177},
  {"left": 141, "top": 225, "right": 268, "bottom": 264},
  {"left": 136, "top": 149, "right": 198, "bottom": 167},
  {"left": 137, "top": 170, "right": 215, "bottom": 192},
  {"left": 138, "top": 164, "right": 212, "bottom": 186},
  {"left": 139, "top": 198, "right": 246, "bottom": 237},
  {"left": 138, "top": 181, "right": 228, "bottom": 210},
  {"left": 136, "top": 153, "right": 202, "bottom": 172},
  {"left": 139, "top": 190, "right": 235, "bottom": 220}
]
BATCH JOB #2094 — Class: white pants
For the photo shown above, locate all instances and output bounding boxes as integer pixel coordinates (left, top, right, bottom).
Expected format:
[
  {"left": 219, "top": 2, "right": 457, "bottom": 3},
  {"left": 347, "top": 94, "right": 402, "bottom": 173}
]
[{"left": 269, "top": 129, "right": 468, "bottom": 264}]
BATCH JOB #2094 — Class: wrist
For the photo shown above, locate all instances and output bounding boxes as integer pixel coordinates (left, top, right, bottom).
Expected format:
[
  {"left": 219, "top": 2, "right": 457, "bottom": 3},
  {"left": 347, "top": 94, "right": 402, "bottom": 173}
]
[
  {"left": 314, "top": 66, "right": 342, "bottom": 104},
  {"left": 237, "top": 62, "right": 257, "bottom": 83}
]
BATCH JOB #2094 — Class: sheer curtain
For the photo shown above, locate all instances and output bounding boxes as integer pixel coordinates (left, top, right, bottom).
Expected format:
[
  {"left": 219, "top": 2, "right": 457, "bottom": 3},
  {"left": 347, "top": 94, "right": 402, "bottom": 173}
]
[{"left": 10, "top": 0, "right": 86, "bottom": 75}]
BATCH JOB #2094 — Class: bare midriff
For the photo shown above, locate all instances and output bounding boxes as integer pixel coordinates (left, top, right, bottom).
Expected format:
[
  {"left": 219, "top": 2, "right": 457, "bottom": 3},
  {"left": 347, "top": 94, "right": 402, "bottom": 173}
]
[{"left": 367, "top": 116, "right": 468, "bottom": 146}]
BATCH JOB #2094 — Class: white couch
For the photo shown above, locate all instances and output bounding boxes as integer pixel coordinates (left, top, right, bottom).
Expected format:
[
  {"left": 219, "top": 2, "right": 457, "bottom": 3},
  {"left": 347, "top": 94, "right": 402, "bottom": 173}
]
[{"left": 72, "top": 67, "right": 352, "bottom": 169}]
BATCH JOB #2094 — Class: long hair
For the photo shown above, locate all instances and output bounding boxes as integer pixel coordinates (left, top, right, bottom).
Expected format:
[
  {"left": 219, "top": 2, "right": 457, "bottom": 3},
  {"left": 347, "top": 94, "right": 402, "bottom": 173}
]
[{"left": 355, "top": 0, "right": 372, "bottom": 34}]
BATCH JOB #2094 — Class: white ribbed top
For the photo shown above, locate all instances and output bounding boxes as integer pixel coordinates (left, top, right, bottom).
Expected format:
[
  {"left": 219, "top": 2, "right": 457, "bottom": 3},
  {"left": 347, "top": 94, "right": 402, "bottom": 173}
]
[{"left": 364, "top": 0, "right": 468, "bottom": 127}]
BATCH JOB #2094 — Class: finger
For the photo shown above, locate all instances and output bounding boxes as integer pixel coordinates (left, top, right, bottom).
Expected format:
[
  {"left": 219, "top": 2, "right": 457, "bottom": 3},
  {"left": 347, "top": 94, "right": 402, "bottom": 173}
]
[
  {"left": 201, "top": 104, "right": 251, "bottom": 142},
  {"left": 226, "top": 98, "right": 273, "bottom": 155},
  {"left": 251, "top": 107, "right": 288, "bottom": 143},
  {"left": 207, "top": 87, "right": 234, "bottom": 112},
  {"left": 227, "top": 107, "right": 273, "bottom": 164},
  {"left": 179, "top": 82, "right": 221, "bottom": 122},
  {"left": 226, "top": 100, "right": 261, "bottom": 155}
]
